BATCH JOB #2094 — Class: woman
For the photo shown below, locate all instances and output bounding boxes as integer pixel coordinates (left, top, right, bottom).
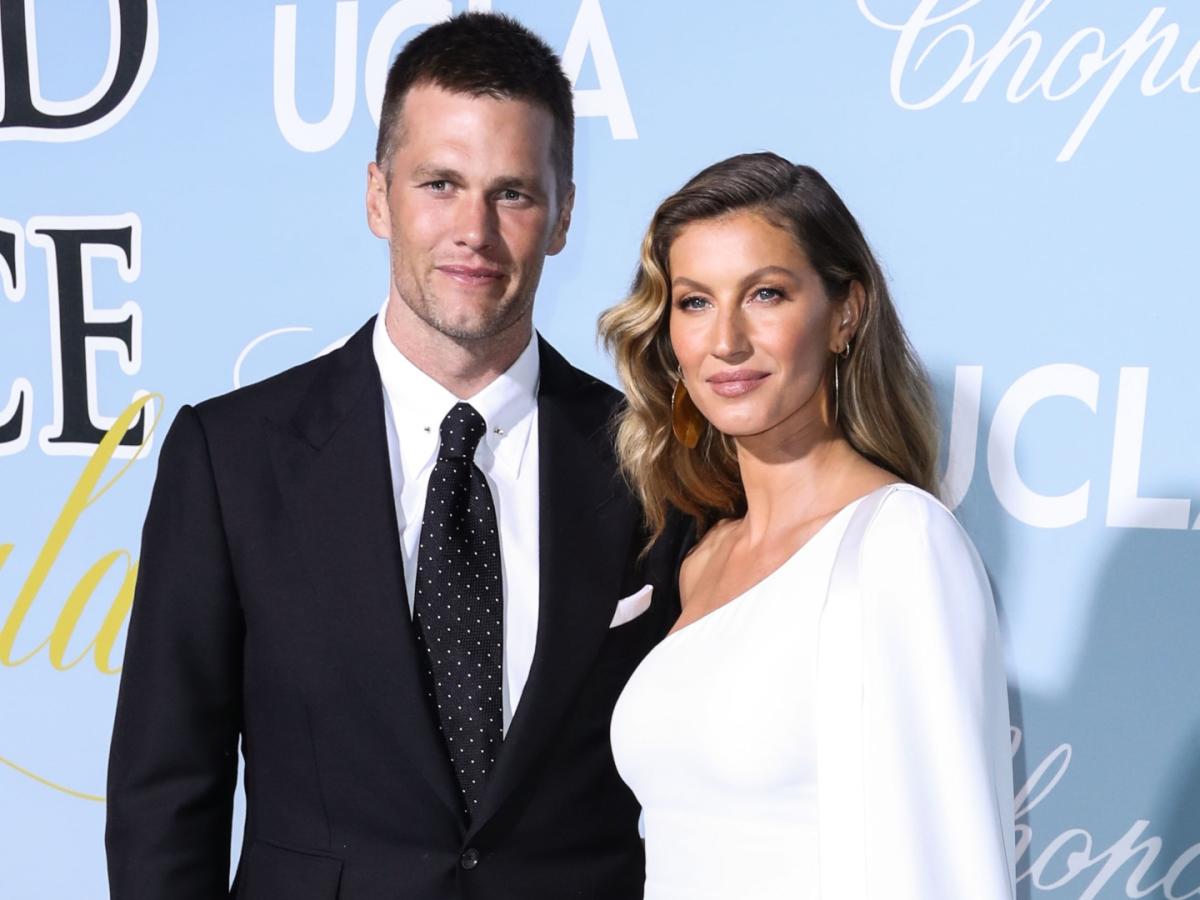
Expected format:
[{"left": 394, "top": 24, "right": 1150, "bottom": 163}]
[{"left": 600, "top": 153, "right": 1015, "bottom": 900}]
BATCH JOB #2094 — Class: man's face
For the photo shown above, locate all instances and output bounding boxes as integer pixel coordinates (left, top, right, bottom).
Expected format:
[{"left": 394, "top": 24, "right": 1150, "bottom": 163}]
[{"left": 367, "top": 84, "right": 573, "bottom": 345}]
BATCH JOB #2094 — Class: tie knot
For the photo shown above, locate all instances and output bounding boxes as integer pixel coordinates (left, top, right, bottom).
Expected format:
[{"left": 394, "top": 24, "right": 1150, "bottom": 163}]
[{"left": 438, "top": 403, "right": 487, "bottom": 460}]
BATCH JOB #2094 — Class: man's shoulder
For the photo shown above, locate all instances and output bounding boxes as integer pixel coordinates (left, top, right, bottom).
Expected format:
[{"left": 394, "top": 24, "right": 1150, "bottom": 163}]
[
  {"left": 536, "top": 335, "right": 624, "bottom": 415},
  {"left": 562, "top": 365, "right": 623, "bottom": 414},
  {"left": 190, "top": 319, "right": 374, "bottom": 438},
  {"left": 194, "top": 355, "right": 319, "bottom": 418}
]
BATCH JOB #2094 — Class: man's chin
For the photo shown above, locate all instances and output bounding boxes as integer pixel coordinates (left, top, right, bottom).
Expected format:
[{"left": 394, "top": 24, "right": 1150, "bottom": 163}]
[
  {"left": 430, "top": 310, "right": 528, "bottom": 344},
  {"left": 393, "top": 285, "right": 533, "bottom": 345}
]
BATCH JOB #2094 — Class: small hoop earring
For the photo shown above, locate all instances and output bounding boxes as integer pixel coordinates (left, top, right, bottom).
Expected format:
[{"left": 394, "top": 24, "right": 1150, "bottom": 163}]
[
  {"left": 839, "top": 339, "right": 852, "bottom": 360},
  {"left": 671, "top": 374, "right": 704, "bottom": 449}
]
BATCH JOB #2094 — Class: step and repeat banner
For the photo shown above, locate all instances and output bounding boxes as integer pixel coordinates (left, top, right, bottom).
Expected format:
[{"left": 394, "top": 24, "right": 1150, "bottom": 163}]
[{"left": 2, "top": 1, "right": 1199, "bottom": 897}]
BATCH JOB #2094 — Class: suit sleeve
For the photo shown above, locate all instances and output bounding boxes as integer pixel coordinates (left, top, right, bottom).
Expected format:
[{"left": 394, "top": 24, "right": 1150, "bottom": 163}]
[
  {"left": 858, "top": 491, "right": 1016, "bottom": 899},
  {"left": 105, "top": 404, "right": 244, "bottom": 899}
]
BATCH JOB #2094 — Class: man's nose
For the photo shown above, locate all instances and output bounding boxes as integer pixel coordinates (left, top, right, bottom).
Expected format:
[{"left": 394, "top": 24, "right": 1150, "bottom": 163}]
[{"left": 453, "top": 193, "right": 498, "bottom": 252}]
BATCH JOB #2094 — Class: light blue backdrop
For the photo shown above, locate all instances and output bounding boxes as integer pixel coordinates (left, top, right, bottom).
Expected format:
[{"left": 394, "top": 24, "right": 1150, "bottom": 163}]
[{"left": 2, "top": 1, "right": 1198, "bottom": 897}]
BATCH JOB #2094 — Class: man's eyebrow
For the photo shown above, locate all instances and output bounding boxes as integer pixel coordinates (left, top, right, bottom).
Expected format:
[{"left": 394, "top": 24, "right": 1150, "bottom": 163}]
[{"left": 411, "top": 164, "right": 462, "bottom": 181}]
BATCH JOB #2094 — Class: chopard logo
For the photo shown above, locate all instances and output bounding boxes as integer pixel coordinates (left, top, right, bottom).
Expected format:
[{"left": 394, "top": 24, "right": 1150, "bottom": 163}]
[
  {"left": 1014, "top": 728, "right": 1200, "bottom": 898},
  {"left": 857, "top": 0, "right": 1200, "bottom": 161}
]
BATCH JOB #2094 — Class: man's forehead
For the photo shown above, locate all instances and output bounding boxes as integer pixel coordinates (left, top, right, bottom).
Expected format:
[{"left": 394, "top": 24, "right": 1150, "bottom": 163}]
[
  {"left": 405, "top": 78, "right": 511, "bottom": 104},
  {"left": 398, "top": 82, "right": 552, "bottom": 127},
  {"left": 390, "top": 87, "right": 556, "bottom": 172}
]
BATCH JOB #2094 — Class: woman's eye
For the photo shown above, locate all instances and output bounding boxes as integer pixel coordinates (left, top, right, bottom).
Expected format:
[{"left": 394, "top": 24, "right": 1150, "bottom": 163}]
[
  {"left": 751, "top": 287, "right": 783, "bottom": 302},
  {"left": 676, "top": 295, "right": 710, "bottom": 310}
]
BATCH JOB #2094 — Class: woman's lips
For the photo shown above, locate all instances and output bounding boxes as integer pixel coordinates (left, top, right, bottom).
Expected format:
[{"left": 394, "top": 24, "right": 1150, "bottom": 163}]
[
  {"left": 706, "top": 371, "right": 769, "bottom": 397},
  {"left": 437, "top": 265, "right": 505, "bottom": 286}
]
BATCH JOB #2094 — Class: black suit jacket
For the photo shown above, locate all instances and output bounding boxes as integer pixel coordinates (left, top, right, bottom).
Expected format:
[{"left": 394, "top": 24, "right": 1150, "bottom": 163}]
[{"left": 106, "top": 318, "right": 684, "bottom": 900}]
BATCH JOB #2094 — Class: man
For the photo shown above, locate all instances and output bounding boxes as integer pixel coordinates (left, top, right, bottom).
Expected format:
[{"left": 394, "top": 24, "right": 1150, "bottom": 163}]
[{"left": 106, "top": 13, "right": 682, "bottom": 900}]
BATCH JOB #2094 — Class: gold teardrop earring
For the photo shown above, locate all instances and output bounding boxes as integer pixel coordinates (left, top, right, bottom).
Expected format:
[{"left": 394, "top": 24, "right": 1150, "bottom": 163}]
[{"left": 671, "top": 371, "right": 705, "bottom": 449}]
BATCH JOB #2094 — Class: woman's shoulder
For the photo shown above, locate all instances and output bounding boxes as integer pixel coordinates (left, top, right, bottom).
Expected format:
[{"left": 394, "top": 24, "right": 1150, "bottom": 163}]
[
  {"left": 865, "top": 482, "right": 959, "bottom": 531},
  {"left": 841, "top": 485, "right": 998, "bottom": 651},
  {"left": 858, "top": 483, "right": 986, "bottom": 582}
]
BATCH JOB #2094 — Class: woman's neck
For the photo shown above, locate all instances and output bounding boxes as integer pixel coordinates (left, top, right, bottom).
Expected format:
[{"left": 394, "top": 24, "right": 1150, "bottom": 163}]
[{"left": 733, "top": 415, "right": 863, "bottom": 546}]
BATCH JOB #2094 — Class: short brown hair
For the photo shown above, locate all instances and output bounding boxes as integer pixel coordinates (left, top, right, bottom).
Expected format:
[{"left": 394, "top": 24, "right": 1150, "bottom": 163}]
[{"left": 375, "top": 12, "right": 574, "bottom": 197}]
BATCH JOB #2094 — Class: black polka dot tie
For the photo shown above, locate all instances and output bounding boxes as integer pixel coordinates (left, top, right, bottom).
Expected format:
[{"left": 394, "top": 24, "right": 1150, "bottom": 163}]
[{"left": 412, "top": 402, "right": 504, "bottom": 816}]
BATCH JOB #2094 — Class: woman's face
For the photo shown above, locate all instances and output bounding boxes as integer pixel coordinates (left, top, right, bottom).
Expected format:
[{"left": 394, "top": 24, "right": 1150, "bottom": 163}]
[{"left": 667, "top": 210, "right": 850, "bottom": 442}]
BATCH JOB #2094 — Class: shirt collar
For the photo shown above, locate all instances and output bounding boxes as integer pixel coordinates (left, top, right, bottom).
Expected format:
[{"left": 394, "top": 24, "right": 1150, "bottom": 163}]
[{"left": 372, "top": 301, "right": 539, "bottom": 483}]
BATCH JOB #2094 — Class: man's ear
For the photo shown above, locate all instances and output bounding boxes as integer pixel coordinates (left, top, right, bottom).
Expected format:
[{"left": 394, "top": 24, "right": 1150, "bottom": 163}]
[
  {"left": 366, "top": 162, "right": 391, "bottom": 240},
  {"left": 547, "top": 182, "right": 575, "bottom": 256}
]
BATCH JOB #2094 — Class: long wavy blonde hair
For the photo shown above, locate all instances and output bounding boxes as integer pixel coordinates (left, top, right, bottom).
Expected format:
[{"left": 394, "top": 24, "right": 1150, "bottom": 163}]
[{"left": 599, "top": 152, "right": 940, "bottom": 545}]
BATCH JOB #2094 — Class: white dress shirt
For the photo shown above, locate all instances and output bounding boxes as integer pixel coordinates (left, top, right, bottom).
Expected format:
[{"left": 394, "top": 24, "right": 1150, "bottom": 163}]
[{"left": 372, "top": 305, "right": 540, "bottom": 733}]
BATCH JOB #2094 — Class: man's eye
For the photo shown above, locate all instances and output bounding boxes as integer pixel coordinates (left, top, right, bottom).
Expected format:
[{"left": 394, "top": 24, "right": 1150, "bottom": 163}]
[
  {"left": 426, "top": 180, "right": 448, "bottom": 191},
  {"left": 501, "top": 189, "right": 524, "bottom": 202}
]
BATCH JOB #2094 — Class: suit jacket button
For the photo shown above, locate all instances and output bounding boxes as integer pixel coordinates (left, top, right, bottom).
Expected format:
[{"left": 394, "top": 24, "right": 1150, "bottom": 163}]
[{"left": 460, "top": 848, "right": 480, "bottom": 870}]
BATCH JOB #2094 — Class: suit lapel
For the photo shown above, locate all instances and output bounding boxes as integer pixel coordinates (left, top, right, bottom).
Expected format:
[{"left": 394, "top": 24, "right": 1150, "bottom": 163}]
[
  {"left": 467, "top": 337, "right": 636, "bottom": 838},
  {"left": 270, "top": 318, "right": 461, "bottom": 819}
]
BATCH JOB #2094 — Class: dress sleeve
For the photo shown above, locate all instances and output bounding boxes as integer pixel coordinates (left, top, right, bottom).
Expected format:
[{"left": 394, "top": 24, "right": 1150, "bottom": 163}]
[{"left": 857, "top": 489, "right": 1015, "bottom": 899}]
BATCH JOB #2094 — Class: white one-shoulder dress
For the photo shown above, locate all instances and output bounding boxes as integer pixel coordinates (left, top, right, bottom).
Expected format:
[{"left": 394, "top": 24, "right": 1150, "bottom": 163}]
[{"left": 610, "top": 485, "right": 1016, "bottom": 900}]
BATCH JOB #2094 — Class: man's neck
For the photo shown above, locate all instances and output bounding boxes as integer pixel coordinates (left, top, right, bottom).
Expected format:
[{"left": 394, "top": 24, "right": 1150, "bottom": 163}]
[{"left": 384, "top": 298, "right": 532, "bottom": 400}]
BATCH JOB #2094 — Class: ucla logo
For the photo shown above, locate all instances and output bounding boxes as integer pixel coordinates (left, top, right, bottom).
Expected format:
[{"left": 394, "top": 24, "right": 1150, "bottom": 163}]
[{"left": 273, "top": 0, "right": 637, "bottom": 152}]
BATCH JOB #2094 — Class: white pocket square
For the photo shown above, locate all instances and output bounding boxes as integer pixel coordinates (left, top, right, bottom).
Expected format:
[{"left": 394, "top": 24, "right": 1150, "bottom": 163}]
[{"left": 609, "top": 585, "right": 653, "bottom": 628}]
